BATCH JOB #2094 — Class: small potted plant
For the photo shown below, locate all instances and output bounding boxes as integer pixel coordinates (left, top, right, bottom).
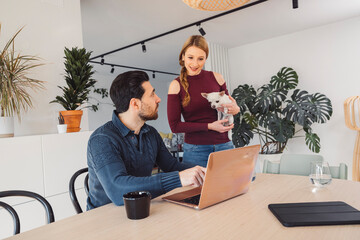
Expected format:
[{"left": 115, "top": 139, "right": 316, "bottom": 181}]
[
  {"left": 57, "top": 112, "right": 67, "bottom": 134},
  {"left": 231, "top": 67, "right": 333, "bottom": 169},
  {"left": 50, "top": 47, "right": 108, "bottom": 132}
]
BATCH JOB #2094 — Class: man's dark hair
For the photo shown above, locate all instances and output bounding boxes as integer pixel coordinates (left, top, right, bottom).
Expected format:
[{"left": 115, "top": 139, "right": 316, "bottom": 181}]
[{"left": 110, "top": 71, "right": 149, "bottom": 113}]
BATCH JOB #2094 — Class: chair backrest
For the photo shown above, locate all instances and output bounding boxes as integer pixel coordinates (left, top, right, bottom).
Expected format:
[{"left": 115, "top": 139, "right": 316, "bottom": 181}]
[
  {"left": 329, "top": 163, "right": 348, "bottom": 180},
  {"left": 0, "top": 190, "right": 54, "bottom": 235},
  {"left": 262, "top": 159, "right": 280, "bottom": 174},
  {"left": 262, "top": 154, "right": 348, "bottom": 180},
  {"left": 279, "top": 154, "right": 324, "bottom": 176},
  {"left": 69, "top": 167, "right": 89, "bottom": 214}
]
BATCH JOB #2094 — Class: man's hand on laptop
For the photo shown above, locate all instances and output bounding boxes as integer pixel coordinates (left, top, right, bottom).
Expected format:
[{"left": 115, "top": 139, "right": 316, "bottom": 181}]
[{"left": 179, "top": 166, "right": 206, "bottom": 187}]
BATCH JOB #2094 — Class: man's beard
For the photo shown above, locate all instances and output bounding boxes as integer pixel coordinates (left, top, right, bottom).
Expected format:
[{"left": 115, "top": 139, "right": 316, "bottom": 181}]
[{"left": 139, "top": 103, "right": 159, "bottom": 121}]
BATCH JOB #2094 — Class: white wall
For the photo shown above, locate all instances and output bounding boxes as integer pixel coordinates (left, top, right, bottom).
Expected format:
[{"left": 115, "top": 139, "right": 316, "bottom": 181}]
[
  {"left": 88, "top": 65, "right": 174, "bottom": 133},
  {"left": 0, "top": 0, "right": 87, "bottom": 136},
  {"left": 147, "top": 74, "right": 173, "bottom": 133},
  {"left": 228, "top": 16, "right": 360, "bottom": 177}
]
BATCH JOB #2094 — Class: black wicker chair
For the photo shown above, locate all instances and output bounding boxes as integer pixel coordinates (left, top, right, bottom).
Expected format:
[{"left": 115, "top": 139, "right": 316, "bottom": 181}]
[
  {"left": 69, "top": 167, "right": 89, "bottom": 214},
  {"left": 0, "top": 190, "right": 55, "bottom": 235}
]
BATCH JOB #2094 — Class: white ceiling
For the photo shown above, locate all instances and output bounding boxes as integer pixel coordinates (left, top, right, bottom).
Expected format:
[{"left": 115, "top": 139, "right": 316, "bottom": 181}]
[{"left": 80, "top": 0, "right": 360, "bottom": 75}]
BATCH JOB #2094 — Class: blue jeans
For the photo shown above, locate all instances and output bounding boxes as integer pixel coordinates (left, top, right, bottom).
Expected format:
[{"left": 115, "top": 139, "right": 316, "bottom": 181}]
[{"left": 183, "top": 141, "right": 235, "bottom": 167}]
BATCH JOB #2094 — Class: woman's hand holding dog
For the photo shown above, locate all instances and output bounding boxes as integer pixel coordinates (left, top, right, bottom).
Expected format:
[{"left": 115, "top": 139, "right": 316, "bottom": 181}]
[
  {"left": 208, "top": 119, "right": 234, "bottom": 133},
  {"left": 217, "top": 96, "right": 240, "bottom": 115}
]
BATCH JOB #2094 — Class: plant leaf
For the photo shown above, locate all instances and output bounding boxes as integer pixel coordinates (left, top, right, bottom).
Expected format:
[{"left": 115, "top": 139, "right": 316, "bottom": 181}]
[
  {"left": 231, "top": 84, "right": 256, "bottom": 113},
  {"left": 305, "top": 132, "right": 320, "bottom": 153},
  {"left": 283, "top": 89, "right": 316, "bottom": 127},
  {"left": 309, "top": 93, "right": 333, "bottom": 123},
  {"left": 255, "top": 84, "right": 287, "bottom": 114},
  {"left": 232, "top": 116, "right": 254, "bottom": 148},
  {"left": 243, "top": 112, "right": 258, "bottom": 129},
  {"left": 270, "top": 67, "right": 298, "bottom": 90},
  {"left": 266, "top": 114, "right": 295, "bottom": 143}
]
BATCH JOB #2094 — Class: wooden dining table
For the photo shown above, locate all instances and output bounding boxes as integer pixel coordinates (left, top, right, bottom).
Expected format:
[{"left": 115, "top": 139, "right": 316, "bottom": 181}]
[{"left": 5, "top": 173, "right": 360, "bottom": 240}]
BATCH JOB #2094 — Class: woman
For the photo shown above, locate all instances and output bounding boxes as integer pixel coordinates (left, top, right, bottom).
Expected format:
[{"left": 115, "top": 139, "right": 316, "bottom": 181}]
[{"left": 167, "top": 35, "right": 240, "bottom": 167}]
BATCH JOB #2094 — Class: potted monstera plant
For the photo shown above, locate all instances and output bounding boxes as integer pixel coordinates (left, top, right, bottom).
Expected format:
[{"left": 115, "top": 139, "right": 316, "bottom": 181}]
[
  {"left": 231, "top": 67, "right": 333, "bottom": 158},
  {"left": 0, "top": 24, "right": 45, "bottom": 137},
  {"left": 50, "top": 47, "right": 108, "bottom": 132}
]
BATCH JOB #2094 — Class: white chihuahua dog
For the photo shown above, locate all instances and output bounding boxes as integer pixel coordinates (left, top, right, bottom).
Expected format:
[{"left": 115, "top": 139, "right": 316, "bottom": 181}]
[{"left": 201, "top": 91, "right": 234, "bottom": 140}]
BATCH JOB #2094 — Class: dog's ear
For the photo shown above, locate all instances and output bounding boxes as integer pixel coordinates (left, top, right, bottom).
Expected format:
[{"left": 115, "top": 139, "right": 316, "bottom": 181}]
[
  {"left": 220, "top": 91, "right": 225, "bottom": 96},
  {"left": 201, "top": 93, "right": 208, "bottom": 98}
]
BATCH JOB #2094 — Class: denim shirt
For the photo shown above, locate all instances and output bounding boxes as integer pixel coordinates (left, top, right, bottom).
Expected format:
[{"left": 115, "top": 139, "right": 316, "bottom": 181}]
[{"left": 87, "top": 111, "right": 191, "bottom": 210}]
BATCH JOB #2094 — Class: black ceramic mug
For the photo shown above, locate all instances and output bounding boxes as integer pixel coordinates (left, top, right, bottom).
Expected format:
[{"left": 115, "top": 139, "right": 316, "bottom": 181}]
[{"left": 123, "top": 191, "right": 151, "bottom": 220}]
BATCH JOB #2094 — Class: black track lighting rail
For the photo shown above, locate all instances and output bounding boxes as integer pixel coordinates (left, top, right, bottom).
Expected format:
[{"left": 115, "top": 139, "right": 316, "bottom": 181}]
[
  {"left": 90, "top": 0, "right": 268, "bottom": 61},
  {"left": 89, "top": 60, "right": 178, "bottom": 76}
]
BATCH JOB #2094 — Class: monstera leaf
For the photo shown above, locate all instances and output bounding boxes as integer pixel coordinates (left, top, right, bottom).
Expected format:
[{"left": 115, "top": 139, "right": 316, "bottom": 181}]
[
  {"left": 283, "top": 89, "right": 316, "bottom": 127},
  {"left": 232, "top": 116, "right": 253, "bottom": 148},
  {"left": 305, "top": 132, "right": 320, "bottom": 153},
  {"left": 270, "top": 67, "right": 298, "bottom": 90},
  {"left": 232, "top": 84, "right": 256, "bottom": 113},
  {"left": 309, "top": 93, "right": 333, "bottom": 123},
  {"left": 243, "top": 112, "right": 258, "bottom": 129},
  {"left": 265, "top": 114, "right": 295, "bottom": 143},
  {"left": 255, "top": 84, "right": 287, "bottom": 114},
  {"left": 258, "top": 112, "right": 274, "bottom": 129}
]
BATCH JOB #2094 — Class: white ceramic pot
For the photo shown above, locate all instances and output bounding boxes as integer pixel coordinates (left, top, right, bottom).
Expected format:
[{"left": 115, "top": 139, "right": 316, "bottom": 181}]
[
  {"left": 0, "top": 116, "right": 14, "bottom": 138},
  {"left": 57, "top": 124, "right": 67, "bottom": 134},
  {"left": 257, "top": 153, "right": 283, "bottom": 173}
]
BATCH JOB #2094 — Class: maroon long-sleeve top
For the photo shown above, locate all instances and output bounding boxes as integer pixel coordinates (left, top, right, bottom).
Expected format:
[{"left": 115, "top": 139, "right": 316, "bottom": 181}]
[{"left": 167, "top": 70, "right": 229, "bottom": 145}]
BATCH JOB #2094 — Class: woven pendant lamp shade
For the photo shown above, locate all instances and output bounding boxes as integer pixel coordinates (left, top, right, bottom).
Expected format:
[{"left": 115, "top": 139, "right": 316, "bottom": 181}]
[{"left": 183, "top": 0, "right": 251, "bottom": 11}]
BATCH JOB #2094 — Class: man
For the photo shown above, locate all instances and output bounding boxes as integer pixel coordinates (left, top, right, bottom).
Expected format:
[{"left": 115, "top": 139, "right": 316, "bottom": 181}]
[{"left": 87, "top": 71, "right": 206, "bottom": 210}]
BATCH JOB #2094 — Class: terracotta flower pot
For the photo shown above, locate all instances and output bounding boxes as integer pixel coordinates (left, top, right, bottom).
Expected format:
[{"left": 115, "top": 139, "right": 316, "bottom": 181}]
[{"left": 60, "top": 110, "right": 83, "bottom": 133}]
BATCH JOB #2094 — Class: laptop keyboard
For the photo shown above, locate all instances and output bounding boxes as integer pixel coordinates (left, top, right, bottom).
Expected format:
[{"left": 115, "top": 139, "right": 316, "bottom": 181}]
[{"left": 181, "top": 194, "right": 201, "bottom": 205}]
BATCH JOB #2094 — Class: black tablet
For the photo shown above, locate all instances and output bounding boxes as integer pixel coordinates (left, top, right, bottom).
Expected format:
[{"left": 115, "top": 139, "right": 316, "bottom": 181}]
[{"left": 268, "top": 201, "right": 360, "bottom": 227}]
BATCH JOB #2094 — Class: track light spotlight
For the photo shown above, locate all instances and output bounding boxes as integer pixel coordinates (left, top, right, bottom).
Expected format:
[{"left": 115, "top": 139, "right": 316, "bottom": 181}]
[
  {"left": 152, "top": 71, "right": 155, "bottom": 79},
  {"left": 197, "top": 23, "right": 206, "bottom": 36},
  {"left": 101, "top": 56, "right": 104, "bottom": 65},
  {"left": 110, "top": 65, "right": 114, "bottom": 74},
  {"left": 292, "top": 0, "right": 298, "bottom": 9},
  {"left": 141, "top": 42, "right": 146, "bottom": 53}
]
